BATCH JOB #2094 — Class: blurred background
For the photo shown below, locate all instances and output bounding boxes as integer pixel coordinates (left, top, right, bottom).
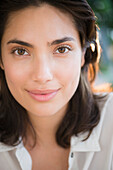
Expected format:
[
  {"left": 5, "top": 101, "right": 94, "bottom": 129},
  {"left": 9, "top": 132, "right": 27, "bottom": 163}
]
[{"left": 87, "top": 0, "right": 113, "bottom": 87}]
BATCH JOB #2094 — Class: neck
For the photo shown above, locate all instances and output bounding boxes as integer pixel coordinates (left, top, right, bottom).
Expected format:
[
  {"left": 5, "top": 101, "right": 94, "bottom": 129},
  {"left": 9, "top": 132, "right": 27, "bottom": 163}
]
[{"left": 25, "top": 104, "right": 68, "bottom": 148}]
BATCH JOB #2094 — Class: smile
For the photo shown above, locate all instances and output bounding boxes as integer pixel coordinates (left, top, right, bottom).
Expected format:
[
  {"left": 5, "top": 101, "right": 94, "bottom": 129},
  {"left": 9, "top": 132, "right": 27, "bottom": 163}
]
[{"left": 27, "top": 89, "right": 60, "bottom": 102}]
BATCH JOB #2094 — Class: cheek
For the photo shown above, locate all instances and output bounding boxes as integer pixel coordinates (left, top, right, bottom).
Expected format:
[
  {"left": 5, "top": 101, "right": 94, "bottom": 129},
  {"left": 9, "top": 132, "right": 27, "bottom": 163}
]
[
  {"left": 55, "top": 57, "right": 81, "bottom": 95},
  {"left": 3, "top": 64, "right": 27, "bottom": 91},
  {"left": 66, "top": 62, "right": 81, "bottom": 91},
  {"left": 58, "top": 57, "right": 81, "bottom": 81}
]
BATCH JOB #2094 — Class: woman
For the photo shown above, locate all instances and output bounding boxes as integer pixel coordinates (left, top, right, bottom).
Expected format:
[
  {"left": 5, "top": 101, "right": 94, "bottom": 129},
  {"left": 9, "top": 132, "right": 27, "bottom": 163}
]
[{"left": 0, "top": 0, "right": 113, "bottom": 170}]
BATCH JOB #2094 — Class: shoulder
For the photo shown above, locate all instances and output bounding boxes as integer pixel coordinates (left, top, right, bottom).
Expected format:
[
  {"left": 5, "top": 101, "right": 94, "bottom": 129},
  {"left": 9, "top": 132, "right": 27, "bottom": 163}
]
[
  {"left": 95, "top": 92, "right": 113, "bottom": 142},
  {"left": 97, "top": 92, "right": 113, "bottom": 119},
  {"left": 96, "top": 93, "right": 113, "bottom": 164},
  {"left": 102, "top": 92, "right": 113, "bottom": 128}
]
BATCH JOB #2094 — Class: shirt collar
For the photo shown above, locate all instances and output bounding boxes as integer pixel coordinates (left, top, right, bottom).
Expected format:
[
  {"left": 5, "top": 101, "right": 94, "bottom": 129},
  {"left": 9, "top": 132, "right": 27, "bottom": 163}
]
[
  {"left": 0, "top": 140, "right": 32, "bottom": 170},
  {"left": 70, "top": 129, "right": 100, "bottom": 152},
  {"left": 0, "top": 140, "right": 23, "bottom": 152}
]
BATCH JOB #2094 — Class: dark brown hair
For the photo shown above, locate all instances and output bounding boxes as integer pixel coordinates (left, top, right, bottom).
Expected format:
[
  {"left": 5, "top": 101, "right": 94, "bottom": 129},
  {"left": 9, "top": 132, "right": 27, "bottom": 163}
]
[{"left": 0, "top": 0, "right": 100, "bottom": 148}]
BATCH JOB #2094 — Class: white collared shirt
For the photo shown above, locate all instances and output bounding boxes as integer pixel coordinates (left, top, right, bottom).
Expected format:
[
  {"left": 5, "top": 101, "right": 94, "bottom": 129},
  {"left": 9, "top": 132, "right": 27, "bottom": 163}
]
[{"left": 0, "top": 93, "right": 113, "bottom": 170}]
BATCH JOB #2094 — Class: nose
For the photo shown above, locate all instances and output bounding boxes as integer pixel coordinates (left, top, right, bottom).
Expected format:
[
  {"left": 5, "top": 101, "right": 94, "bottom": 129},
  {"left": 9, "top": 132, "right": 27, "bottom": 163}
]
[{"left": 31, "top": 55, "right": 53, "bottom": 84}]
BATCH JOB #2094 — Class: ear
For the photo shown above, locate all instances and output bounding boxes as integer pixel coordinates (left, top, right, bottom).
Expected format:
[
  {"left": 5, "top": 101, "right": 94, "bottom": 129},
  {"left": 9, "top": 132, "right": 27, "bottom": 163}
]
[
  {"left": 0, "top": 60, "right": 4, "bottom": 70},
  {"left": 81, "top": 50, "right": 85, "bottom": 67}
]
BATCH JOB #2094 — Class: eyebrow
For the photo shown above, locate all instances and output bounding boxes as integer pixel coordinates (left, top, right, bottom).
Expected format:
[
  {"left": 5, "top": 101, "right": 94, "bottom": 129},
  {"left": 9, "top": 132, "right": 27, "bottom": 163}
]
[
  {"left": 50, "top": 37, "right": 75, "bottom": 46},
  {"left": 7, "top": 39, "right": 33, "bottom": 48},
  {"left": 7, "top": 37, "right": 75, "bottom": 48}
]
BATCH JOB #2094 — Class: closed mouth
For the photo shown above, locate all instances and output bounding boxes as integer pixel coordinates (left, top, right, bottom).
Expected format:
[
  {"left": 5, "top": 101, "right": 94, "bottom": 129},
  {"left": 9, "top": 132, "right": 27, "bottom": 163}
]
[{"left": 26, "top": 88, "right": 60, "bottom": 102}]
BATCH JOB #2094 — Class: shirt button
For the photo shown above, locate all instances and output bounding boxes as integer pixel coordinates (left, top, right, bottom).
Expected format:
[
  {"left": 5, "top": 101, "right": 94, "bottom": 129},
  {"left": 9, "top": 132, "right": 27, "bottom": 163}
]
[{"left": 71, "top": 152, "right": 74, "bottom": 158}]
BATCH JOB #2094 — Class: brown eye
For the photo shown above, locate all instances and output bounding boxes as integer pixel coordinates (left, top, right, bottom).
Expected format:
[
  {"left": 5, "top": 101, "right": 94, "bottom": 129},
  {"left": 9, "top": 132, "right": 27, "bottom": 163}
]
[
  {"left": 58, "top": 47, "right": 66, "bottom": 53},
  {"left": 55, "top": 46, "right": 71, "bottom": 54},
  {"left": 17, "top": 49, "right": 26, "bottom": 55},
  {"left": 11, "top": 48, "right": 29, "bottom": 56}
]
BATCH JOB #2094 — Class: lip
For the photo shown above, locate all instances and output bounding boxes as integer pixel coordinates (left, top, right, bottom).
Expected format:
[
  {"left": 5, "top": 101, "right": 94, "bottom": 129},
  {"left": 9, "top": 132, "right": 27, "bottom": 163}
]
[{"left": 27, "top": 89, "right": 60, "bottom": 102}]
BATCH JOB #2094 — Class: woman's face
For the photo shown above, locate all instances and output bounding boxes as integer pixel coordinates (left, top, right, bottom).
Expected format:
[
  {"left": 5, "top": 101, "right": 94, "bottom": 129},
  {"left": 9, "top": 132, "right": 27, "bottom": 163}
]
[{"left": 1, "top": 5, "right": 84, "bottom": 117}]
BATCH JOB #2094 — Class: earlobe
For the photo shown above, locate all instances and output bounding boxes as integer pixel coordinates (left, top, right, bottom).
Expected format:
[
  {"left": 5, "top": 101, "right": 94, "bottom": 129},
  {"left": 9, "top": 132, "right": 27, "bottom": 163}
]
[{"left": 0, "top": 60, "right": 4, "bottom": 70}]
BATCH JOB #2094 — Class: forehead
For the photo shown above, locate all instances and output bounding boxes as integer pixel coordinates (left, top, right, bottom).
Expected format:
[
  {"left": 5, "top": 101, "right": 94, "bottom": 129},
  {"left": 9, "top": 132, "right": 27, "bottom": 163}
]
[{"left": 2, "top": 4, "right": 79, "bottom": 45}]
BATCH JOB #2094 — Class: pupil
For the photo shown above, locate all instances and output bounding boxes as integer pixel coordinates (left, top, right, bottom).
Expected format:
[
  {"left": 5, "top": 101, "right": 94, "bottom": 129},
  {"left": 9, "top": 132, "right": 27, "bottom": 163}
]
[
  {"left": 59, "top": 47, "right": 65, "bottom": 53},
  {"left": 18, "top": 49, "right": 25, "bottom": 55}
]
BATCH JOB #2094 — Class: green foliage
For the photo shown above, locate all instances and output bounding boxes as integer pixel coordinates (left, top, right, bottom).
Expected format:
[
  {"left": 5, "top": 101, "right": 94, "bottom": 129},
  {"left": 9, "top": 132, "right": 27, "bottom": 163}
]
[{"left": 87, "top": 0, "right": 113, "bottom": 28}]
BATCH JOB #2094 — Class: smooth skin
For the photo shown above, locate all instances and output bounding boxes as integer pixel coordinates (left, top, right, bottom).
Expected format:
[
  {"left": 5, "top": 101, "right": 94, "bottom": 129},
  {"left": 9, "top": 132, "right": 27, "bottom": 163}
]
[{"left": 1, "top": 4, "right": 84, "bottom": 170}]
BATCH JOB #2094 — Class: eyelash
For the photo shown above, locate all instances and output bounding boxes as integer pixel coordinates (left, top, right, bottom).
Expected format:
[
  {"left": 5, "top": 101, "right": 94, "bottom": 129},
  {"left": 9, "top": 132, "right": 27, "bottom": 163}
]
[
  {"left": 55, "top": 45, "right": 72, "bottom": 54},
  {"left": 10, "top": 45, "right": 72, "bottom": 57},
  {"left": 11, "top": 47, "right": 29, "bottom": 56}
]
